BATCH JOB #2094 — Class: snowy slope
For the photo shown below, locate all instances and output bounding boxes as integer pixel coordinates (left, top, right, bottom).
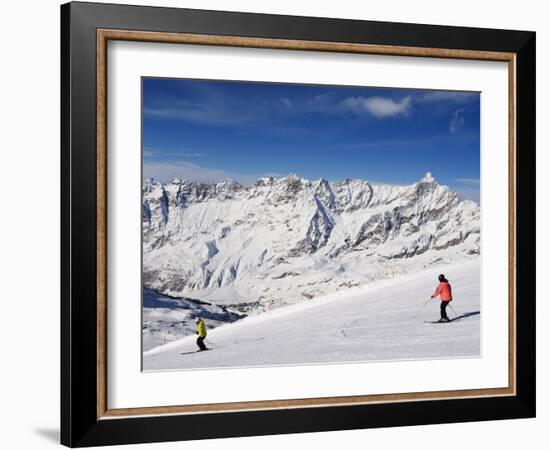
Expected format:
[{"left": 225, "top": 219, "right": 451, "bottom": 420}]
[
  {"left": 142, "top": 288, "right": 243, "bottom": 351},
  {"left": 143, "top": 259, "right": 480, "bottom": 371},
  {"left": 142, "top": 172, "right": 480, "bottom": 314}
]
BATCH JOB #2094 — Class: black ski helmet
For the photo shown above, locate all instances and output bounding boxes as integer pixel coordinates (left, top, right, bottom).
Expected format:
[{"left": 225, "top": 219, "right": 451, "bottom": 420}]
[{"left": 438, "top": 274, "right": 446, "bottom": 282}]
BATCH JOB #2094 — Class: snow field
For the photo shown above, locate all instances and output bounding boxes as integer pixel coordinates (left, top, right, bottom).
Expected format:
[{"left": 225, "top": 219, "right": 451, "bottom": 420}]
[{"left": 143, "top": 258, "right": 480, "bottom": 370}]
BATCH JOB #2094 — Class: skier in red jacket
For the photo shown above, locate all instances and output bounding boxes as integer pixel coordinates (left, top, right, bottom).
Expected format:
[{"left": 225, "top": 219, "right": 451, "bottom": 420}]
[{"left": 431, "top": 274, "right": 453, "bottom": 322}]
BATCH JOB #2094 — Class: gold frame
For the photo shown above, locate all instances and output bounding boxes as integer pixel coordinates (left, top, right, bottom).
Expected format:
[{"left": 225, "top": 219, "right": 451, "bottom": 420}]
[{"left": 96, "top": 29, "right": 516, "bottom": 420}]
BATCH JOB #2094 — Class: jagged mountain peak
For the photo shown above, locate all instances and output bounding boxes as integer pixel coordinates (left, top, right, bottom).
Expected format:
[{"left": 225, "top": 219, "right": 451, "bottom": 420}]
[
  {"left": 146, "top": 172, "right": 444, "bottom": 193},
  {"left": 255, "top": 176, "right": 275, "bottom": 186},
  {"left": 216, "top": 178, "right": 240, "bottom": 187},
  {"left": 142, "top": 171, "right": 480, "bottom": 311}
]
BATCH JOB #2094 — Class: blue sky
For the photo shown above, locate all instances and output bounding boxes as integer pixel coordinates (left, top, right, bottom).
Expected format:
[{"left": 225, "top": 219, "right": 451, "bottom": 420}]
[{"left": 142, "top": 78, "right": 480, "bottom": 202}]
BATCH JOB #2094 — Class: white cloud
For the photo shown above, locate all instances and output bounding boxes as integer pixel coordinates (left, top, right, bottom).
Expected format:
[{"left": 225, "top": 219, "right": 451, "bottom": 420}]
[
  {"left": 144, "top": 100, "right": 252, "bottom": 127},
  {"left": 143, "top": 147, "right": 206, "bottom": 160},
  {"left": 307, "top": 93, "right": 332, "bottom": 107},
  {"left": 340, "top": 95, "right": 412, "bottom": 118},
  {"left": 449, "top": 109, "right": 466, "bottom": 133},
  {"left": 168, "top": 150, "right": 205, "bottom": 158},
  {"left": 280, "top": 97, "right": 292, "bottom": 108},
  {"left": 143, "top": 148, "right": 160, "bottom": 158}
]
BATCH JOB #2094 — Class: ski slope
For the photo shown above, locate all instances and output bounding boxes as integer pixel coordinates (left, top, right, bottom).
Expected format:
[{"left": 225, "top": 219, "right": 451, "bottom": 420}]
[
  {"left": 142, "top": 288, "right": 243, "bottom": 351},
  {"left": 143, "top": 258, "right": 480, "bottom": 371}
]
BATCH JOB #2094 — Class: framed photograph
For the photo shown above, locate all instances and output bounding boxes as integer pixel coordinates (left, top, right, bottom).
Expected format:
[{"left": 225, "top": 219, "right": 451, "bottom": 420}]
[{"left": 61, "top": 1, "right": 536, "bottom": 447}]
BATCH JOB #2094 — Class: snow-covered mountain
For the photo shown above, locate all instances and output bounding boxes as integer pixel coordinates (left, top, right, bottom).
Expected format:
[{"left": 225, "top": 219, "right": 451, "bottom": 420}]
[{"left": 142, "top": 172, "right": 479, "bottom": 313}]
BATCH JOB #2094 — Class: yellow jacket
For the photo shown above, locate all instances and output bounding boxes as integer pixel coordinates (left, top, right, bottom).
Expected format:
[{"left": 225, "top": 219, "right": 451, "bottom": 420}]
[{"left": 197, "top": 319, "right": 207, "bottom": 338}]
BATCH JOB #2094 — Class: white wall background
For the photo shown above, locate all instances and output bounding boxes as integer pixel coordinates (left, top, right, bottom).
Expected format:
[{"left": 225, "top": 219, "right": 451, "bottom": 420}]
[{"left": 0, "top": 1, "right": 545, "bottom": 449}]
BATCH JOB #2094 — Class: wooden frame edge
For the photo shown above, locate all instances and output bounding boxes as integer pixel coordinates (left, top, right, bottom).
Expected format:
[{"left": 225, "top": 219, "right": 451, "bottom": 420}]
[
  {"left": 98, "top": 28, "right": 515, "bottom": 61},
  {"left": 95, "top": 28, "right": 517, "bottom": 421},
  {"left": 508, "top": 55, "right": 517, "bottom": 396},
  {"left": 97, "top": 29, "right": 108, "bottom": 419},
  {"left": 100, "top": 387, "right": 515, "bottom": 419}
]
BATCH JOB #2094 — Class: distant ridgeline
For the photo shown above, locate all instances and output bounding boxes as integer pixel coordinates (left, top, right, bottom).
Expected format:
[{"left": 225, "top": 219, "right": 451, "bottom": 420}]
[{"left": 142, "top": 173, "right": 479, "bottom": 312}]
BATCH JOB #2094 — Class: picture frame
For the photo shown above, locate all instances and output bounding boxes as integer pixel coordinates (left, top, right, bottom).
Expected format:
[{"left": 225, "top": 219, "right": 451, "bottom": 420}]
[{"left": 60, "top": 1, "right": 536, "bottom": 447}]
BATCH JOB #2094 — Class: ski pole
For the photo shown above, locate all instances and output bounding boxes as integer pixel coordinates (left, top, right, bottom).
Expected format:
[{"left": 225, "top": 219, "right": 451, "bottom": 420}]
[
  {"left": 413, "top": 298, "right": 432, "bottom": 317},
  {"left": 449, "top": 304, "right": 460, "bottom": 318}
]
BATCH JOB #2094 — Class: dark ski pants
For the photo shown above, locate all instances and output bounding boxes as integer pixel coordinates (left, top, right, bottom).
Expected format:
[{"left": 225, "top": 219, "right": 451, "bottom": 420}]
[
  {"left": 440, "top": 301, "right": 450, "bottom": 321},
  {"left": 196, "top": 336, "right": 207, "bottom": 351}
]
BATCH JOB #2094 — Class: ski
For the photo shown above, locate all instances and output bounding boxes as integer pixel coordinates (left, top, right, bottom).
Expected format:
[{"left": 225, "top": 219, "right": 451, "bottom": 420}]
[{"left": 181, "top": 348, "right": 212, "bottom": 355}]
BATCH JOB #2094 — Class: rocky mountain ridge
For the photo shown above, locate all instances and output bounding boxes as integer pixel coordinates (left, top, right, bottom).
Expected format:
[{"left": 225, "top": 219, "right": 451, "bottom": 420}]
[{"left": 142, "top": 172, "right": 479, "bottom": 312}]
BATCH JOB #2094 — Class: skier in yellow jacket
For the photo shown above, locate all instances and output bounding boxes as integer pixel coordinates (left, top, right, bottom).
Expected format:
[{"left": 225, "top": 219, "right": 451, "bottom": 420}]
[{"left": 195, "top": 317, "right": 208, "bottom": 351}]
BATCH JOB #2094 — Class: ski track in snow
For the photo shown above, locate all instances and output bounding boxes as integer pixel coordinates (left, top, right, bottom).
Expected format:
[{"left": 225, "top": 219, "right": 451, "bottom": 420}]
[{"left": 143, "top": 258, "right": 480, "bottom": 371}]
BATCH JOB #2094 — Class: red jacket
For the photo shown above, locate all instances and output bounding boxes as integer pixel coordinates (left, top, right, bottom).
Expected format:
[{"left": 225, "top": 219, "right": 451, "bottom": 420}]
[{"left": 432, "top": 281, "right": 452, "bottom": 301}]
